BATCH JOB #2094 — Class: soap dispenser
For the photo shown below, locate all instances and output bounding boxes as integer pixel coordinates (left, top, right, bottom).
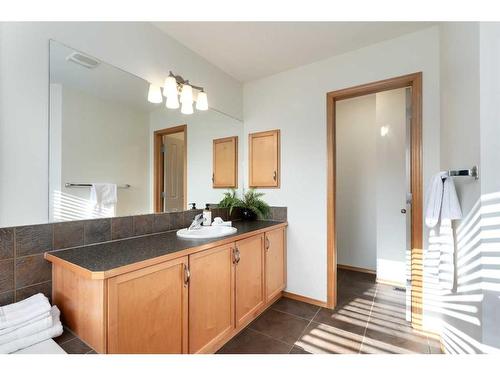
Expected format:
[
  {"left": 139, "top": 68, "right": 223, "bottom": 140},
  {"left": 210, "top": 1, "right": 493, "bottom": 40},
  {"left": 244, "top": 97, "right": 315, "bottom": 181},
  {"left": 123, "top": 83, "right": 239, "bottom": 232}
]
[{"left": 203, "top": 204, "right": 212, "bottom": 226}]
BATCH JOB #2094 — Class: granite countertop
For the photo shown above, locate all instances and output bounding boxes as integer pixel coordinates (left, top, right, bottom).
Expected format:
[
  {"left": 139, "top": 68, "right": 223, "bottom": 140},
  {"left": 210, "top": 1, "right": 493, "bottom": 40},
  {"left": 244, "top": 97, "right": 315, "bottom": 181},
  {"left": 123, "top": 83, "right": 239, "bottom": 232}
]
[{"left": 46, "top": 220, "right": 285, "bottom": 275}]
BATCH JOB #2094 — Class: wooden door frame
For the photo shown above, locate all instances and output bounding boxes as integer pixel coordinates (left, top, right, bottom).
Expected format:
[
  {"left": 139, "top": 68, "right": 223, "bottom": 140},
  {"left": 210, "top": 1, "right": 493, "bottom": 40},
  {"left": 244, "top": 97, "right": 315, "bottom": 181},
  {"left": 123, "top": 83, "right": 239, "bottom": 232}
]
[
  {"left": 154, "top": 125, "right": 187, "bottom": 213},
  {"left": 326, "top": 72, "right": 423, "bottom": 328}
]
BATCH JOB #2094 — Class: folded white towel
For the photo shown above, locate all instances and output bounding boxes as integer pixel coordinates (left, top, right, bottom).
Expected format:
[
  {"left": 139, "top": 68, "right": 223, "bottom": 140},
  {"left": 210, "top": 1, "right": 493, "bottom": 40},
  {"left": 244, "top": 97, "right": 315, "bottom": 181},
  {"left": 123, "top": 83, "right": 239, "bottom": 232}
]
[
  {"left": 0, "top": 307, "right": 63, "bottom": 354},
  {"left": 425, "top": 172, "right": 447, "bottom": 228},
  {"left": 0, "top": 306, "right": 58, "bottom": 345},
  {"left": 212, "top": 217, "right": 232, "bottom": 227},
  {"left": 13, "top": 338, "right": 66, "bottom": 354},
  {"left": 0, "top": 311, "right": 51, "bottom": 336},
  {"left": 0, "top": 293, "right": 51, "bottom": 330}
]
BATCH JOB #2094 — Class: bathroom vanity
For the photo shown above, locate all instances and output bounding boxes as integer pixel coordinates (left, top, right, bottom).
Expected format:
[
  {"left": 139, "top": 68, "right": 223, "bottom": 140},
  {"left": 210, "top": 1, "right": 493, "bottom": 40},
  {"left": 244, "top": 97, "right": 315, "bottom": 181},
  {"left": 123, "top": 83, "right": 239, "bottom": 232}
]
[{"left": 44, "top": 221, "right": 287, "bottom": 354}]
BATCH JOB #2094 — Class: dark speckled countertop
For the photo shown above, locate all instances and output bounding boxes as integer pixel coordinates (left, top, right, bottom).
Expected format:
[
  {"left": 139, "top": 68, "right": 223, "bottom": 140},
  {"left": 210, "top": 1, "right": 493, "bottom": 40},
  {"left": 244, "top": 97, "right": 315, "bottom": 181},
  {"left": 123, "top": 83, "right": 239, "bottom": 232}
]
[{"left": 46, "top": 220, "right": 285, "bottom": 276}]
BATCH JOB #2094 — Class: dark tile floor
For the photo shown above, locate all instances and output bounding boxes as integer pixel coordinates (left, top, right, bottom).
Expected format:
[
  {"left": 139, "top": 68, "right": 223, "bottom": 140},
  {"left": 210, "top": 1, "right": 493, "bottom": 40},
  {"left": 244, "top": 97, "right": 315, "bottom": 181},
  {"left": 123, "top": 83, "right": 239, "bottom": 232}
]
[
  {"left": 54, "top": 327, "right": 95, "bottom": 354},
  {"left": 217, "top": 269, "right": 442, "bottom": 354}
]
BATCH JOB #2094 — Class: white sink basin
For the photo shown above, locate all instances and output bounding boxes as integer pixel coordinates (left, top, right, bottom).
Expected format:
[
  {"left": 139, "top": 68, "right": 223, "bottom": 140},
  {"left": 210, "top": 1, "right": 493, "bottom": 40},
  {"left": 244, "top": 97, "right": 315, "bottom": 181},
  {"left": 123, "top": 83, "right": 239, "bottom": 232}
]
[{"left": 176, "top": 225, "right": 237, "bottom": 239}]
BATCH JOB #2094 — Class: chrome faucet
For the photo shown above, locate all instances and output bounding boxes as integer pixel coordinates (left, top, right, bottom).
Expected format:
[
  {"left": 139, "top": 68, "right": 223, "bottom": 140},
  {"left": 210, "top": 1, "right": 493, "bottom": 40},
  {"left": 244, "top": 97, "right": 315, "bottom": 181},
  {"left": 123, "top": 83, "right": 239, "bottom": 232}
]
[{"left": 188, "top": 213, "right": 204, "bottom": 230}]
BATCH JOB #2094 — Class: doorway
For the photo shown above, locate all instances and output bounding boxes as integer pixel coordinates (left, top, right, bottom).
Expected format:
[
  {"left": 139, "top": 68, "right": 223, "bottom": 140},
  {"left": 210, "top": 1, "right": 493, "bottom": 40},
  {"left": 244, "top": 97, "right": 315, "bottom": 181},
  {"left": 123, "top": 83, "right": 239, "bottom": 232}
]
[
  {"left": 326, "top": 73, "right": 423, "bottom": 329},
  {"left": 154, "top": 125, "right": 187, "bottom": 213}
]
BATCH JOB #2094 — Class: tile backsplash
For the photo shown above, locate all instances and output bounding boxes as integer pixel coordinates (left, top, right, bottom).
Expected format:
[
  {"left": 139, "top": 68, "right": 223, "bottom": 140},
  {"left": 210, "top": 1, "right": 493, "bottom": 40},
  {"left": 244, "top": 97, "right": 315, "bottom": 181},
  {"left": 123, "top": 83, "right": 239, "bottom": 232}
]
[{"left": 0, "top": 206, "right": 287, "bottom": 306}]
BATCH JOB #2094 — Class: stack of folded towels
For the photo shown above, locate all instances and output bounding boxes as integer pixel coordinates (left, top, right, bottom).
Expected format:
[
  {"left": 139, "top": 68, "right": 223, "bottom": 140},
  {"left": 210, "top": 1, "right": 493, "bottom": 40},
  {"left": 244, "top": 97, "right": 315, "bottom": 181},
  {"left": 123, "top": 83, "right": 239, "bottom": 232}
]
[{"left": 0, "top": 293, "right": 63, "bottom": 354}]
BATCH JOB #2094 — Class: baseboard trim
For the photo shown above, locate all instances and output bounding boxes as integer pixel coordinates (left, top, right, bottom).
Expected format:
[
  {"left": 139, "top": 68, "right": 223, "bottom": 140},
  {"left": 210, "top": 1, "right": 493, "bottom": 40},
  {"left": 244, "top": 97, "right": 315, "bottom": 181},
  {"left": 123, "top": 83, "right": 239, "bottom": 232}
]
[
  {"left": 376, "top": 278, "right": 406, "bottom": 288},
  {"left": 282, "top": 291, "right": 328, "bottom": 308},
  {"left": 337, "top": 264, "right": 376, "bottom": 275}
]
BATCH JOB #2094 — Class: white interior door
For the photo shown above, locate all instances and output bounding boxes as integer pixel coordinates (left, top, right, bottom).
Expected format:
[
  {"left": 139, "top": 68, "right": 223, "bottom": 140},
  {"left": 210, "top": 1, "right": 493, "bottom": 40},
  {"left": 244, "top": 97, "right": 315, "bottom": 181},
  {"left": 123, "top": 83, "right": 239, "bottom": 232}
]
[
  {"left": 375, "top": 88, "right": 409, "bottom": 289},
  {"left": 163, "top": 134, "right": 185, "bottom": 212}
]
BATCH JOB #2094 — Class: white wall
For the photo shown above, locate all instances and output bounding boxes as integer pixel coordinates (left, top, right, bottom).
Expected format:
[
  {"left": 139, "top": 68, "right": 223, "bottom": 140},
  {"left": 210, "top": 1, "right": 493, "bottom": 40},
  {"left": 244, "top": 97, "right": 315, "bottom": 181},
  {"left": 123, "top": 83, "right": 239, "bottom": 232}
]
[
  {"left": 0, "top": 22, "right": 242, "bottom": 227},
  {"left": 436, "top": 22, "right": 500, "bottom": 353},
  {"left": 55, "top": 85, "right": 150, "bottom": 219},
  {"left": 479, "top": 23, "right": 500, "bottom": 351},
  {"left": 149, "top": 108, "right": 243, "bottom": 211},
  {"left": 243, "top": 27, "right": 440, "bottom": 302},
  {"left": 336, "top": 94, "right": 377, "bottom": 271}
]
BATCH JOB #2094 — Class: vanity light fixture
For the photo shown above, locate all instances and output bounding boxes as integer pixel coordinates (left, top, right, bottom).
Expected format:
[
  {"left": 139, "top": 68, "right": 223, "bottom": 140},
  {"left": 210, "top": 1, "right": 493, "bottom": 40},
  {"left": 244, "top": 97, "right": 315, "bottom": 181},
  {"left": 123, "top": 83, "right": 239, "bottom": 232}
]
[
  {"left": 147, "top": 84, "right": 163, "bottom": 104},
  {"left": 148, "top": 71, "right": 209, "bottom": 113},
  {"left": 196, "top": 90, "right": 209, "bottom": 111}
]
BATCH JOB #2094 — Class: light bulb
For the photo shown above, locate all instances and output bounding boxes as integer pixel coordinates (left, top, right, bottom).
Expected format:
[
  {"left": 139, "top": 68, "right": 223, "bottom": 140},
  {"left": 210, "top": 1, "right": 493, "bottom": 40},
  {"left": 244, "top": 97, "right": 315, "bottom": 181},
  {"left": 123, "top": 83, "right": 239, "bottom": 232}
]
[
  {"left": 180, "top": 83, "right": 193, "bottom": 104},
  {"left": 181, "top": 101, "right": 193, "bottom": 115},
  {"left": 166, "top": 95, "right": 180, "bottom": 109},
  {"left": 196, "top": 91, "right": 208, "bottom": 111},
  {"left": 147, "top": 83, "right": 162, "bottom": 104},
  {"left": 163, "top": 75, "right": 178, "bottom": 98}
]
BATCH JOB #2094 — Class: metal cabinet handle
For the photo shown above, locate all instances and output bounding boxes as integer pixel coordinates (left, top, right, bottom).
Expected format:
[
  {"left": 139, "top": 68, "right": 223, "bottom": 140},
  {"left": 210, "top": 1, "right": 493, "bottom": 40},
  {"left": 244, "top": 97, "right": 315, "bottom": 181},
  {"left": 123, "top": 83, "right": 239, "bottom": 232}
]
[
  {"left": 183, "top": 264, "right": 191, "bottom": 286},
  {"left": 265, "top": 237, "right": 270, "bottom": 251},
  {"left": 273, "top": 171, "right": 277, "bottom": 181},
  {"left": 233, "top": 246, "right": 241, "bottom": 264}
]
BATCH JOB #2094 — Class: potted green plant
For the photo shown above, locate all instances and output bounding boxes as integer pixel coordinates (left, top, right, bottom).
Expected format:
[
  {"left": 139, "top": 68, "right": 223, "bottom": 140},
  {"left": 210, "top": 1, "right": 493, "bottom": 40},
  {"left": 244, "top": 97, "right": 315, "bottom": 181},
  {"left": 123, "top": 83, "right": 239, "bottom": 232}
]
[{"left": 218, "top": 189, "right": 270, "bottom": 220}]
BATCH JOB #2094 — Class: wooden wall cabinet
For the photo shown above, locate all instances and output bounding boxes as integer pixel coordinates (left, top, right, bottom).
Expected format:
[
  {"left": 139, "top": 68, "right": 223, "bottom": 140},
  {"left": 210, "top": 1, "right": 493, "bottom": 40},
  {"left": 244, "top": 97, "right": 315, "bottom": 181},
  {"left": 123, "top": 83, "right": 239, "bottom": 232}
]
[
  {"left": 213, "top": 136, "right": 238, "bottom": 188},
  {"left": 248, "top": 129, "right": 280, "bottom": 188},
  {"left": 51, "top": 226, "right": 286, "bottom": 354}
]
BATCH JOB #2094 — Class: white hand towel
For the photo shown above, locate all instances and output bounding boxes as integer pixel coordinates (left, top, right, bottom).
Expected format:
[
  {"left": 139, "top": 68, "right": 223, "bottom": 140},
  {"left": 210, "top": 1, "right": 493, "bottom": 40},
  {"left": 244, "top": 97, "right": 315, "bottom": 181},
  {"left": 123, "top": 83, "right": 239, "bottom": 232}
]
[
  {"left": 438, "top": 219, "right": 456, "bottom": 291},
  {"left": 0, "top": 293, "right": 51, "bottom": 330},
  {"left": 90, "top": 183, "right": 117, "bottom": 217},
  {"left": 0, "top": 306, "right": 58, "bottom": 345},
  {"left": 425, "top": 172, "right": 447, "bottom": 228},
  {"left": 441, "top": 176, "right": 463, "bottom": 221},
  {"left": 0, "top": 307, "right": 63, "bottom": 354},
  {"left": 90, "top": 183, "right": 117, "bottom": 207}
]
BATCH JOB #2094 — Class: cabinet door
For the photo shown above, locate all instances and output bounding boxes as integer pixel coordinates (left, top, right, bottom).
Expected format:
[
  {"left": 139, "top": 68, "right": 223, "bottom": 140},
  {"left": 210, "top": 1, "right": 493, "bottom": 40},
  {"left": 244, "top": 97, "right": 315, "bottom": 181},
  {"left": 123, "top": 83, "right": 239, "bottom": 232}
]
[
  {"left": 249, "top": 129, "right": 280, "bottom": 188},
  {"left": 189, "top": 244, "right": 235, "bottom": 353},
  {"left": 213, "top": 136, "right": 238, "bottom": 188},
  {"left": 235, "top": 234, "right": 265, "bottom": 328},
  {"left": 107, "top": 257, "right": 189, "bottom": 354},
  {"left": 265, "top": 228, "right": 286, "bottom": 302}
]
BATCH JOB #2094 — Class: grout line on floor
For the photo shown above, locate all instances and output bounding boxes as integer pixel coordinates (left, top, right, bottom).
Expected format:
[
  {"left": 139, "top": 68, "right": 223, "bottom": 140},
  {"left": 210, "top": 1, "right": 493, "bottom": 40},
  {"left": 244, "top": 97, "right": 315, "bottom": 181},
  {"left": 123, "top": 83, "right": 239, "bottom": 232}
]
[
  {"left": 357, "top": 283, "right": 377, "bottom": 353},
  {"left": 246, "top": 326, "right": 294, "bottom": 350},
  {"left": 270, "top": 306, "right": 317, "bottom": 322},
  {"left": 289, "top": 306, "right": 321, "bottom": 353}
]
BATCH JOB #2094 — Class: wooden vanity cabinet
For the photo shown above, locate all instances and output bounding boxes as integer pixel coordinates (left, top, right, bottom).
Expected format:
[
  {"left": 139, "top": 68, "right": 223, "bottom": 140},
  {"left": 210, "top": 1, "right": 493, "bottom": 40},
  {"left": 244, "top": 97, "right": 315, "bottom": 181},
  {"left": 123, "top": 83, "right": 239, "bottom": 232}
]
[
  {"left": 107, "top": 256, "right": 189, "bottom": 354},
  {"left": 188, "top": 244, "right": 235, "bottom": 354},
  {"left": 49, "top": 224, "right": 286, "bottom": 354},
  {"left": 248, "top": 129, "right": 280, "bottom": 188},
  {"left": 265, "top": 227, "right": 286, "bottom": 302},
  {"left": 213, "top": 136, "right": 238, "bottom": 188},
  {"left": 234, "top": 234, "right": 265, "bottom": 328}
]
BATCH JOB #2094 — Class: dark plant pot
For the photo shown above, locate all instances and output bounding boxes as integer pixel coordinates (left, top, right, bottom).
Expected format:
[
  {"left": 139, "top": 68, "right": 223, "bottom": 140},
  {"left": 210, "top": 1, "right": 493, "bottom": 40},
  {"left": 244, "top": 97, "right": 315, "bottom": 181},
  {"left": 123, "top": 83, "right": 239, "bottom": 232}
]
[{"left": 241, "top": 208, "right": 257, "bottom": 221}]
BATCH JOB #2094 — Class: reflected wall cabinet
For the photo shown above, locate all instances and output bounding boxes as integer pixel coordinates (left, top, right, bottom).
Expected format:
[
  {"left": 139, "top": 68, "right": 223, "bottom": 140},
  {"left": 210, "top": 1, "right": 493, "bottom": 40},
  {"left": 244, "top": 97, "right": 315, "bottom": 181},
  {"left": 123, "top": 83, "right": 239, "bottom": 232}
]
[
  {"left": 248, "top": 129, "right": 280, "bottom": 188},
  {"left": 213, "top": 136, "right": 238, "bottom": 188}
]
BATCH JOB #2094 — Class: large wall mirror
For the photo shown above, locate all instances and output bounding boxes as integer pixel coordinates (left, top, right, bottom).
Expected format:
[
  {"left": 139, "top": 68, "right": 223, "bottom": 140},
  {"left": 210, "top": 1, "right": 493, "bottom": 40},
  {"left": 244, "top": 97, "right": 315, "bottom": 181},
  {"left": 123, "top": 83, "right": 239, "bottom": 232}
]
[{"left": 49, "top": 40, "right": 243, "bottom": 222}]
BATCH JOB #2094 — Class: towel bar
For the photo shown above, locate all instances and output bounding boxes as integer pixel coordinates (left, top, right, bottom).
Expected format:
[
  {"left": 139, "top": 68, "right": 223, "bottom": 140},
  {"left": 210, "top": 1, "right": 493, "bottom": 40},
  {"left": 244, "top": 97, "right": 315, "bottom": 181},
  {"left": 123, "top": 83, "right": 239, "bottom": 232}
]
[
  {"left": 65, "top": 183, "right": 131, "bottom": 188},
  {"left": 446, "top": 165, "right": 479, "bottom": 180}
]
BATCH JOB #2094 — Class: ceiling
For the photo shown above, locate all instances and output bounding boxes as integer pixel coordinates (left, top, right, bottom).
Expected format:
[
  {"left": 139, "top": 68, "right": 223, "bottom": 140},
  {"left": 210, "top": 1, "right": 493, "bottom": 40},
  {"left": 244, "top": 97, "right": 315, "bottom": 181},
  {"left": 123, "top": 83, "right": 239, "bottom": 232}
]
[{"left": 153, "top": 22, "right": 435, "bottom": 82}]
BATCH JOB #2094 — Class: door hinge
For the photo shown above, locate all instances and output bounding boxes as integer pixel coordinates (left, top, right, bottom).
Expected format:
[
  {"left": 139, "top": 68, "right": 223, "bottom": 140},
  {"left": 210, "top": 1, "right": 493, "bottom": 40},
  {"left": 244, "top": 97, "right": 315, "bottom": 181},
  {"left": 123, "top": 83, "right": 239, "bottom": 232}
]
[
  {"left": 161, "top": 144, "right": 166, "bottom": 153},
  {"left": 161, "top": 191, "right": 166, "bottom": 198}
]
